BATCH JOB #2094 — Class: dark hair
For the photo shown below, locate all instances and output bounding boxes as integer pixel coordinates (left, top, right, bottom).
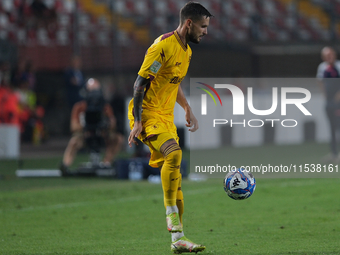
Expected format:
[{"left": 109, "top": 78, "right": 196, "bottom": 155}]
[{"left": 180, "top": 2, "right": 212, "bottom": 25}]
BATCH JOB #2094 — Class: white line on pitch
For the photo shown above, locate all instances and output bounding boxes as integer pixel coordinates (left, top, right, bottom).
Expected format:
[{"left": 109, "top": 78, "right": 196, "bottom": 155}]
[{"left": 0, "top": 187, "right": 218, "bottom": 213}]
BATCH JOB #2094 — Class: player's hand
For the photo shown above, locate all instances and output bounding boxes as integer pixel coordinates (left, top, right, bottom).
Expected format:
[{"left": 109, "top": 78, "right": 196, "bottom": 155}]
[
  {"left": 128, "top": 121, "right": 143, "bottom": 147},
  {"left": 185, "top": 107, "right": 199, "bottom": 132}
]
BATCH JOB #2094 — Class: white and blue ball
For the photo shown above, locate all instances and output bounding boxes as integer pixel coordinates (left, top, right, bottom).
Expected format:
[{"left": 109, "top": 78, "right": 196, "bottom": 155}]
[{"left": 223, "top": 168, "right": 256, "bottom": 200}]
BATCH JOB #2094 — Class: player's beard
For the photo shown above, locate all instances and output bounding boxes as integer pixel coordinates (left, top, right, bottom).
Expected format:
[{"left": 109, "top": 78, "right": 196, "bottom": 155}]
[{"left": 188, "top": 32, "right": 200, "bottom": 44}]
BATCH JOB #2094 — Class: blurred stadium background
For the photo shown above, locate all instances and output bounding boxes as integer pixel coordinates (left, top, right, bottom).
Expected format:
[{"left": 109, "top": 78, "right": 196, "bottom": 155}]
[
  {"left": 2, "top": 1, "right": 340, "bottom": 254},
  {"left": 0, "top": 0, "right": 338, "bottom": 160}
]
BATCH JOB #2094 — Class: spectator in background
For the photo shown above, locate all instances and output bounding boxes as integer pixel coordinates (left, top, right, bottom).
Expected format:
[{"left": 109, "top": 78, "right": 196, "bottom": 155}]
[
  {"left": 316, "top": 47, "right": 340, "bottom": 80},
  {"left": 0, "top": 61, "right": 12, "bottom": 87},
  {"left": 1, "top": 59, "right": 43, "bottom": 144},
  {"left": 0, "top": 62, "right": 20, "bottom": 128},
  {"left": 64, "top": 55, "right": 85, "bottom": 108},
  {"left": 17, "top": 0, "right": 27, "bottom": 27},
  {"left": 11, "top": 59, "right": 36, "bottom": 91},
  {"left": 21, "top": 60, "right": 36, "bottom": 91},
  {"left": 110, "top": 83, "right": 125, "bottom": 157},
  {"left": 316, "top": 46, "right": 340, "bottom": 162},
  {"left": 0, "top": 83, "right": 20, "bottom": 128},
  {"left": 30, "top": 0, "right": 57, "bottom": 30},
  {"left": 15, "top": 78, "right": 45, "bottom": 144},
  {"left": 11, "top": 58, "right": 27, "bottom": 88}
]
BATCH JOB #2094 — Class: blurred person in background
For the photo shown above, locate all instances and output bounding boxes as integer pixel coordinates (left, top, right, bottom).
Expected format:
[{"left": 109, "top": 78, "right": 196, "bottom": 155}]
[
  {"left": 316, "top": 46, "right": 340, "bottom": 162},
  {"left": 15, "top": 78, "right": 45, "bottom": 144},
  {"left": 0, "top": 62, "right": 19, "bottom": 128},
  {"left": 21, "top": 60, "right": 36, "bottom": 91},
  {"left": 109, "top": 83, "right": 125, "bottom": 157},
  {"left": 11, "top": 59, "right": 36, "bottom": 91},
  {"left": 11, "top": 58, "right": 27, "bottom": 88},
  {"left": 60, "top": 78, "right": 122, "bottom": 175},
  {"left": 30, "top": 0, "right": 57, "bottom": 30},
  {"left": 0, "top": 61, "right": 12, "bottom": 87},
  {"left": 64, "top": 55, "right": 85, "bottom": 109},
  {"left": 0, "top": 82, "right": 20, "bottom": 129}
]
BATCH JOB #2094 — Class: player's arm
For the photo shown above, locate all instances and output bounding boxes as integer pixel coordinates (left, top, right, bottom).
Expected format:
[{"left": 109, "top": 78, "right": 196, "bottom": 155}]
[
  {"left": 128, "top": 75, "right": 150, "bottom": 147},
  {"left": 128, "top": 39, "right": 167, "bottom": 146},
  {"left": 177, "top": 85, "right": 199, "bottom": 132}
]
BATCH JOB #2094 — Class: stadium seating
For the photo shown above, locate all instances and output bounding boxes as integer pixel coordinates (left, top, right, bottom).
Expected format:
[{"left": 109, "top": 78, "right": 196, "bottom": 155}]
[
  {"left": 0, "top": 0, "right": 339, "bottom": 70},
  {"left": 0, "top": 0, "right": 336, "bottom": 45}
]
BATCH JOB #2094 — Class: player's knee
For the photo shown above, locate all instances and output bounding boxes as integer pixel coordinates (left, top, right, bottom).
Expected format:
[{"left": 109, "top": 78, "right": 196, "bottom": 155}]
[
  {"left": 70, "top": 136, "right": 83, "bottom": 149},
  {"left": 164, "top": 144, "right": 182, "bottom": 169}
]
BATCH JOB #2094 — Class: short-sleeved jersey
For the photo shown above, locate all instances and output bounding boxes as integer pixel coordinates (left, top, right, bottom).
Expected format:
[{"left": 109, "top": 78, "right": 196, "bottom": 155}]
[{"left": 129, "top": 31, "right": 192, "bottom": 122}]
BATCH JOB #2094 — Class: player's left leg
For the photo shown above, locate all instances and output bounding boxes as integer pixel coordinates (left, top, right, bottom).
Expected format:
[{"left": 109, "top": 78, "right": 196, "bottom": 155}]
[
  {"left": 170, "top": 174, "right": 206, "bottom": 254},
  {"left": 170, "top": 173, "right": 185, "bottom": 240},
  {"left": 148, "top": 134, "right": 182, "bottom": 232},
  {"left": 160, "top": 138, "right": 183, "bottom": 232},
  {"left": 60, "top": 131, "right": 84, "bottom": 175},
  {"left": 63, "top": 132, "right": 84, "bottom": 166}
]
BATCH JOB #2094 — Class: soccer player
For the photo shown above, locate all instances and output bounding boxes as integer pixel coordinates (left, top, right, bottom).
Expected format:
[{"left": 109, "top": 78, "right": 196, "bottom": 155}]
[{"left": 128, "top": 2, "right": 212, "bottom": 254}]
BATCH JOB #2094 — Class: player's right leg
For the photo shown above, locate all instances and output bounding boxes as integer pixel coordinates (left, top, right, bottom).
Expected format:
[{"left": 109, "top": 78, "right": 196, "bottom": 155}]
[
  {"left": 169, "top": 174, "right": 206, "bottom": 254},
  {"left": 160, "top": 138, "right": 183, "bottom": 232},
  {"left": 60, "top": 132, "right": 83, "bottom": 175},
  {"left": 148, "top": 134, "right": 206, "bottom": 253},
  {"left": 176, "top": 174, "right": 184, "bottom": 224}
]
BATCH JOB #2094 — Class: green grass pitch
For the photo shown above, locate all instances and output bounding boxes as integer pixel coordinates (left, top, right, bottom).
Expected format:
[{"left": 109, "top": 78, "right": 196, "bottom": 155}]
[{"left": 1, "top": 143, "right": 340, "bottom": 255}]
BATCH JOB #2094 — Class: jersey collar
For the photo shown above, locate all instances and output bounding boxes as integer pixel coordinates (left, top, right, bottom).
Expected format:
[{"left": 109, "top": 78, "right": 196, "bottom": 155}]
[{"left": 174, "top": 31, "right": 187, "bottom": 52}]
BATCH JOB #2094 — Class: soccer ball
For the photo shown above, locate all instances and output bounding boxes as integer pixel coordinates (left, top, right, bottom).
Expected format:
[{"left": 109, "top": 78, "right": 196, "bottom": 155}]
[{"left": 223, "top": 168, "right": 256, "bottom": 200}]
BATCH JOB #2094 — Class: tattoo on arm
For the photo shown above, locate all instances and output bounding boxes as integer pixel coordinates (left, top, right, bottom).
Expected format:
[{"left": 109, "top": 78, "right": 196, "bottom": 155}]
[{"left": 133, "top": 75, "right": 150, "bottom": 121}]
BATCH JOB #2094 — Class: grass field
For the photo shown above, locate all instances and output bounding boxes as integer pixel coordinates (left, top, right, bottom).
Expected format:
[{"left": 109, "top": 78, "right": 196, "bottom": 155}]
[{"left": 1, "top": 143, "right": 340, "bottom": 255}]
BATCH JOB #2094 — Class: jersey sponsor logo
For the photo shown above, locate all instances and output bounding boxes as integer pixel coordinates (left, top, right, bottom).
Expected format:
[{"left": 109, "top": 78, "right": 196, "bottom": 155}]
[
  {"left": 150, "top": 61, "right": 162, "bottom": 74},
  {"left": 170, "top": 76, "right": 184, "bottom": 84},
  {"left": 175, "top": 62, "right": 181, "bottom": 66}
]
